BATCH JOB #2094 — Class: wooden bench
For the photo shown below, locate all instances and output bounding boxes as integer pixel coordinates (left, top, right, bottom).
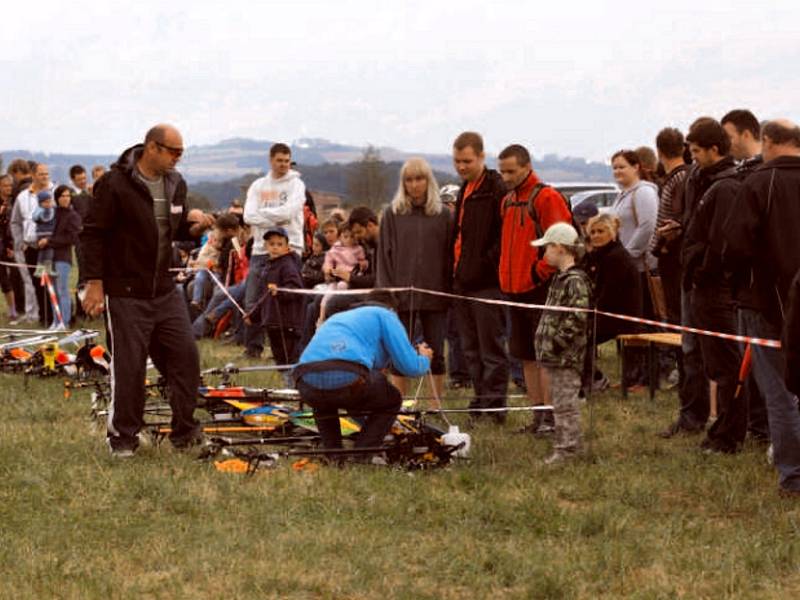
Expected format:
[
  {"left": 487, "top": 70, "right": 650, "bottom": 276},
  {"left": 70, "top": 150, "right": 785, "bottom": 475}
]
[{"left": 616, "top": 332, "right": 682, "bottom": 400}]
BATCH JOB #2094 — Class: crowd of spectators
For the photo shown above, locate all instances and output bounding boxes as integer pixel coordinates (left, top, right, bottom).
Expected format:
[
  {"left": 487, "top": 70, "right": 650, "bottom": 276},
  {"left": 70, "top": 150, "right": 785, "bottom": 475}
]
[{"left": 3, "top": 111, "right": 800, "bottom": 494}]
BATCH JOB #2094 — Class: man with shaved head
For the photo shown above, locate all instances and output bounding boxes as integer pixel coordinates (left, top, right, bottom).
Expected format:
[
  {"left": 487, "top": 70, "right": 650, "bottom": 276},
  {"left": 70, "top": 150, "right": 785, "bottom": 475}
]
[
  {"left": 80, "top": 124, "right": 215, "bottom": 457},
  {"left": 723, "top": 118, "right": 800, "bottom": 497}
]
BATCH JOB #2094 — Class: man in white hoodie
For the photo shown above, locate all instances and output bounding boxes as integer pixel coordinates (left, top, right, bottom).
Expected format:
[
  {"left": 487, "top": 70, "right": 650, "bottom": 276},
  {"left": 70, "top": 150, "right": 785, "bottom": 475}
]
[{"left": 242, "top": 142, "right": 306, "bottom": 358}]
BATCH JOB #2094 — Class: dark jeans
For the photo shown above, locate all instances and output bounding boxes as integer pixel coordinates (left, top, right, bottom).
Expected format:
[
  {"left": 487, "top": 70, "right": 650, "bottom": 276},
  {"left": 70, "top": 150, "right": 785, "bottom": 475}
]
[
  {"left": 658, "top": 251, "right": 682, "bottom": 326},
  {"left": 445, "top": 306, "right": 470, "bottom": 382},
  {"left": 105, "top": 288, "right": 200, "bottom": 450},
  {"left": 10, "top": 264, "right": 25, "bottom": 314},
  {"left": 454, "top": 286, "right": 509, "bottom": 419},
  {"left": 739, "top": 308, "right": 800, "bottom": 492},
  {"left": 243, "top": 253, "right": 269, "bottom": 354},
  {"left": 398, "top": 309, "right": 447, "bottom": 374},
  {"left": 266, "top": 326, "right": 300, "bottom": 366},
  {"left": 694, "top": 287, "right": 746, "bottom": 451},
  {"left": 676, "top": 286, "right": 710, "bottom": 430},
  {"left": 298, "top": 369, "right": 401, "bottom": 450},
  {"left": 24, "top": 246, "right": 52, "bottom": 326}
]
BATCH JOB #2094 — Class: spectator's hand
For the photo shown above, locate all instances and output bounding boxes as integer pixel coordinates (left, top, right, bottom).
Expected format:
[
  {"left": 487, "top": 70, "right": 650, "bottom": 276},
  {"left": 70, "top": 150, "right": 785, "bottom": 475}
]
[
  {"left": 243, "top": 315, "right": 253, "bottom": 326},
  {"left": 37, "top": 238, "right": 48, "bottom": 249},
  {"left": 5, "top": 248, "right": 13, "bottom": 259},
  {"left": 657, "top": 219, "right": 682, "bottom": 242},
  {"left": 332, "top": 267, "right": 351, "bottom": 282},
  {"left": 268, "top": 283, "right": 278, "bottom": 296},
  {"left": 358, "top": 259, "right": 368, "bottom": 271},
  {"left": 416, "top": 342, "right": 434, "bottom": 359},
  {"left": 81, "top": 280, "right": 105, "bottom": 317}
]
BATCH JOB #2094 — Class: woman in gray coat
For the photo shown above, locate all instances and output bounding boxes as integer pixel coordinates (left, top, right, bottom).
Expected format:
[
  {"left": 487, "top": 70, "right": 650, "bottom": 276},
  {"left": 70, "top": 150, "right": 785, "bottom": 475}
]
[{"left": 377, "top": 157, "right": 452, "bottom": 401}]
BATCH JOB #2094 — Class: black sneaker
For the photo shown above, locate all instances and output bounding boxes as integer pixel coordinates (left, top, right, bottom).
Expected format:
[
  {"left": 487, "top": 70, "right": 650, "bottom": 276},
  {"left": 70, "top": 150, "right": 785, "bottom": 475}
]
[{"left": 657, "top": 421, "right": 703, "bottom": 439}]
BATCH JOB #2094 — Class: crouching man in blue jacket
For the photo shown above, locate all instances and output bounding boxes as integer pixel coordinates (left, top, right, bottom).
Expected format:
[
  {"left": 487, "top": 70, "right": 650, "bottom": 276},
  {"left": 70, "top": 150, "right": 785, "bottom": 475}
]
[{"left": 293, "top": 291, "right": 433, "bottom": 451}]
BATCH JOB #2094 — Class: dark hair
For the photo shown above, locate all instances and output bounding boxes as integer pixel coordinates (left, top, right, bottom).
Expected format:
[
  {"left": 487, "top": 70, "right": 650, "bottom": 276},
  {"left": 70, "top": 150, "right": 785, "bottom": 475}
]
[
  {"left": 611, "top": 149, "right": 642, "bottom": 168},
  {"left": 721, "top": 109, "right": 760, "bottom": 141},
  {"left": 53, "top": 185, "right": 72, "bottom": 203},
  {"left": 7, "top": 158, "right": 31, "bottom": 176},
  {"left": 269, "top": 142, "right": 291, "bottom": 158},
  {"left": 0, "top": 174, "right": 12, "bottom": 185},
  {"left": 635, "top": 146, "right": 658, "bottom": 182},
  {"left": 762, "top": 120, "right": 800, "bottom": 148},
  {"left": 215, "top": 212, "right": 240, "bottom": 231},
  {"left": 313, "top": 231, "right": 330, "bottom": 251},
  {"left": 348, "top": 205, "right": 378, "bottom": 228},
  {"left": 28, "top": 161, "right": 39, "bottom": 173},
  {"left": 498, "top": 144, "right": 531, "bottom": 166},
  {"left": 655, "top": 128, "right": 685, "bottom": 159},
  {"left": 686, "top": 117, "right": 731, "bottom": 156},
  {"left": 69, "top": 164, "right": 86, "bottom": 180},
  {"left": 359, "top": 290, "right": 399, "bottom": 311},
  {"left": 337, "top": 221, "right": 352, "bottom": 234},
  {"left": 453, "top": 131, "right": 484, "bottom": 154}
]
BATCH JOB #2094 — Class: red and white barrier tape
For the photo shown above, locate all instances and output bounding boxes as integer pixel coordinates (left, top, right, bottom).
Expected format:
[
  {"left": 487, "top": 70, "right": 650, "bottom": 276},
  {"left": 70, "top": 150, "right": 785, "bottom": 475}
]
[{"left": 273, "top": 285, "right": 782, "bottom": 349}]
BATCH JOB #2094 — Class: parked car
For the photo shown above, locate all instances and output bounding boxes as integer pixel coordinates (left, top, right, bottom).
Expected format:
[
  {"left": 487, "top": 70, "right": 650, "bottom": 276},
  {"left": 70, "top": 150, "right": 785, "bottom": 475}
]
[
  {"left": 568, "top": 189, "right": 618, "bottom": 212},
  {"left": 552, "top": 182, "right": 617, "bottom": 202}
]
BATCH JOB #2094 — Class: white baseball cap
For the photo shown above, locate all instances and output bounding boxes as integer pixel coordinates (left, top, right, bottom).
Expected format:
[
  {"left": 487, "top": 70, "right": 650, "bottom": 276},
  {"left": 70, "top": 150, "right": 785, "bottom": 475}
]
[{"left": 531, "top": 222, "right": 580, "bottom": 247}]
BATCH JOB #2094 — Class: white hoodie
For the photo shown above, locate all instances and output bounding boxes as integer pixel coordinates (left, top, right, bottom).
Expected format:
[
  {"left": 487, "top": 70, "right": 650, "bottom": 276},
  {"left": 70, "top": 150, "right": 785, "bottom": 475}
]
[{"left": 243, "top": 169, "right": 306, "bottom": 256}]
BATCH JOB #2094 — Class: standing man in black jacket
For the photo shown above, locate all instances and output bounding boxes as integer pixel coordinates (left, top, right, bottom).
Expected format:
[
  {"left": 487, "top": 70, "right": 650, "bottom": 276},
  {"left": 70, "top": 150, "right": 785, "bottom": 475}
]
[
  {"left": 723, "top": 119, "right": 800, "bottom": 497},
  {"left": 450, "top": 131, "right": 508, "bottom": 421},
  {"left": 680, "top": 118, "right": 744, "bottom": 454},
  {"left": 81, "top": 124, "right": 215, "bottom": 457}
]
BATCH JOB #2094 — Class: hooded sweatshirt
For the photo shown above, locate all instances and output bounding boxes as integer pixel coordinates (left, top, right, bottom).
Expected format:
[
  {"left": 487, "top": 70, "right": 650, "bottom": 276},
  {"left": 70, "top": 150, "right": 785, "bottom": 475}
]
[
  {"left": 243, "top": 170, "right": 306, "bottom": 256},
  {"left": 611, "top": 180, "right": 658, "bottom": 272}
]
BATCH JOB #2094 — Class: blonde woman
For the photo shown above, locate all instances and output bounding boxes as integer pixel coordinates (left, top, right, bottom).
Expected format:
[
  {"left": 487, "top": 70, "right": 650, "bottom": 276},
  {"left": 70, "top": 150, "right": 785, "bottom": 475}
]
[
  {"left": 376, "top": 157, "right": 453, "bottom": 401},
  {"left": 583, "top": 213, "right": 644, "bottom": 388}
]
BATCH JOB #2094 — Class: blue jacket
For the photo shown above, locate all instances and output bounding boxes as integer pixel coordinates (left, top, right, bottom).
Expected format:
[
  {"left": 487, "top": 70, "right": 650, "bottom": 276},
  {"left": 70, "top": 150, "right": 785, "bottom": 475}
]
[{"left": 299, "top": 305, "right": 430, "bottom": 376}]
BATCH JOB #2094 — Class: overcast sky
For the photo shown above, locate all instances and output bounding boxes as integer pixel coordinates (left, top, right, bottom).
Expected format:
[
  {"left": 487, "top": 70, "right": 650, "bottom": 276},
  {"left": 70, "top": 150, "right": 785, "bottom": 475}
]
[{"left": 2, "top": 0, "right": 798, "bottom": 161}]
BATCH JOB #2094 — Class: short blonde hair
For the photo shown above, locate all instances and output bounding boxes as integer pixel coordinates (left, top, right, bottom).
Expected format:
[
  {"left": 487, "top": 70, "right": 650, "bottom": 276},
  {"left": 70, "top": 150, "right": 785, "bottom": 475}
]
[{"left": 586, "top": 213, "right": 620, "bottom": 240}]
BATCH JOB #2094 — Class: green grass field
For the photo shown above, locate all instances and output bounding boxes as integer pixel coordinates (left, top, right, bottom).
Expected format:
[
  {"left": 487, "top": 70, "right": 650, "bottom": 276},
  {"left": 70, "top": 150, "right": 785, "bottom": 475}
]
[{"left": 1, "top": 329, "right": 799, "bottom": 599}]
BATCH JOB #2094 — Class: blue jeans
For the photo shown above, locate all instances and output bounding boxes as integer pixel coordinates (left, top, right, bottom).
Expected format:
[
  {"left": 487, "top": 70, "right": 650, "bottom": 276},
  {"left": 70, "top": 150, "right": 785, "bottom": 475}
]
[
  {"left": 243, "top": 254, "right": 269, "bottom": 353},
  {"left": 739, "top": 308, "right": 800, "bottom": 492},
  {"left": 53, "top": 261, "right": 72, "bottom": 327},
  {"left": 191, "top": 269, "right": 212, "bottom": 305},
  {"left": 191, "top": 281, "right": 246, "bottom": 339}
]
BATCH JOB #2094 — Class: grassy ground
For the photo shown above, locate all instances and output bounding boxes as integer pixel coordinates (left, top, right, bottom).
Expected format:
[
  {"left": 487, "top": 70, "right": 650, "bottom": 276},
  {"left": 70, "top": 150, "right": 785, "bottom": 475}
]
[{"left": 0, "top": 326, "right": 799, "bottom": 599}]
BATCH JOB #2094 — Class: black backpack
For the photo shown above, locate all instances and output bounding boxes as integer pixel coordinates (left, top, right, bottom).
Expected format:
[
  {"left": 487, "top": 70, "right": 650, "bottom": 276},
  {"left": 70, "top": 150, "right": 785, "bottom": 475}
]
[{"left": 503, "top": 183, "right": 581, "bottom": 257}]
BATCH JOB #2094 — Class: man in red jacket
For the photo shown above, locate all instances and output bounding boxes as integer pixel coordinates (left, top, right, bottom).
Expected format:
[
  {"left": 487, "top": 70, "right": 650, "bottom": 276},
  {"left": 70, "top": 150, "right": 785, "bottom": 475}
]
[{"left": 497, "top": 144, "right": 571, "bottom": 435}]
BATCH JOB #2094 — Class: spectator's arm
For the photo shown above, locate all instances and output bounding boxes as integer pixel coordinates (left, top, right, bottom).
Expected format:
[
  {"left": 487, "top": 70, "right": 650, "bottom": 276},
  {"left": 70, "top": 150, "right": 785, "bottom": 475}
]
[{"left": 624, "top": 186, "right": 658, "bottom": 259}]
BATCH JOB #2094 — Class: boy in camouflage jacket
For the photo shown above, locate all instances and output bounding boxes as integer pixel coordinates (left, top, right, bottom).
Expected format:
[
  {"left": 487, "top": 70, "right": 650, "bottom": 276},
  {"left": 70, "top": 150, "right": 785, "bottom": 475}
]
[{"left": 533, "top": 223, "right": 592, "bottom": 464}]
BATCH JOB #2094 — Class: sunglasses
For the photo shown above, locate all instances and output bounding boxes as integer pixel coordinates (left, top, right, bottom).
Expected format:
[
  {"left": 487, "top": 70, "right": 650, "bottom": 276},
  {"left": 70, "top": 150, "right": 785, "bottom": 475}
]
[{"left": 156, "top": 141, "right": 184, "bottom": 158}]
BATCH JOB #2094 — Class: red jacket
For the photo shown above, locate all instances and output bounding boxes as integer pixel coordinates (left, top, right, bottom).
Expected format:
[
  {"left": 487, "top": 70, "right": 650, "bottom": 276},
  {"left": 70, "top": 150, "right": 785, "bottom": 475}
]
[{"left": 498, "top": 171, "right": 571, "bottom": 294}]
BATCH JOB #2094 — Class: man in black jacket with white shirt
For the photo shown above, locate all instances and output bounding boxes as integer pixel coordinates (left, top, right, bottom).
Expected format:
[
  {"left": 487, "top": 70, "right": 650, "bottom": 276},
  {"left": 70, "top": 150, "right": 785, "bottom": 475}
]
[{"left": 81, "top": 124, "right": 214, "bottom": 457}]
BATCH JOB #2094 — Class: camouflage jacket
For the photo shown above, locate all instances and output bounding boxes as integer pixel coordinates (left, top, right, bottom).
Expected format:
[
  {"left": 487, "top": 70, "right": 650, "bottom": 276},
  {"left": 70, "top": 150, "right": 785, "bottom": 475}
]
[{"left": 534, "top": 266, "right": 592, "bottom": 372}]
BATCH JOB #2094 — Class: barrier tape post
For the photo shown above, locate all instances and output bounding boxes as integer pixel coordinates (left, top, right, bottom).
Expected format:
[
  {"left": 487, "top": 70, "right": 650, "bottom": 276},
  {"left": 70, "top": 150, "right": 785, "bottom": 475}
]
[{"left": 40, "top": 272, "right": 65, "bottom": 329}]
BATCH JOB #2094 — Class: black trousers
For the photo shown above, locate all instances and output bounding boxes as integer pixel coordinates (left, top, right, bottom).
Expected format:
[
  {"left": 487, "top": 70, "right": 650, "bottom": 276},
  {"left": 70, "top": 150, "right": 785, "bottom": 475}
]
[
  {"left": 106, "top": 288, "right": 200, "bottom": 450},
  {"left": 266, "top": 326, "right": 300, "bottom": 366},
  {"left": 297, "top": 369, "right": 401, "bottom": 450},
  {"left": 454, "top": 286, "right": 509, "bottom": 419},
  {"left": 24, "top": 246, "right": 52, "bottom": 326},
  {"left": 693, "top": 287, "right": 746, "bottom": 451}
]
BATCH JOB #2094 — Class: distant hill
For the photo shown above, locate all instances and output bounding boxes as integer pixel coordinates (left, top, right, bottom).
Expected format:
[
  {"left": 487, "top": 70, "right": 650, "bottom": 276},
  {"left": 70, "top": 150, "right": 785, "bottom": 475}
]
[{"left": 1, "top": 137, "right": 612, "bottom": 207}]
